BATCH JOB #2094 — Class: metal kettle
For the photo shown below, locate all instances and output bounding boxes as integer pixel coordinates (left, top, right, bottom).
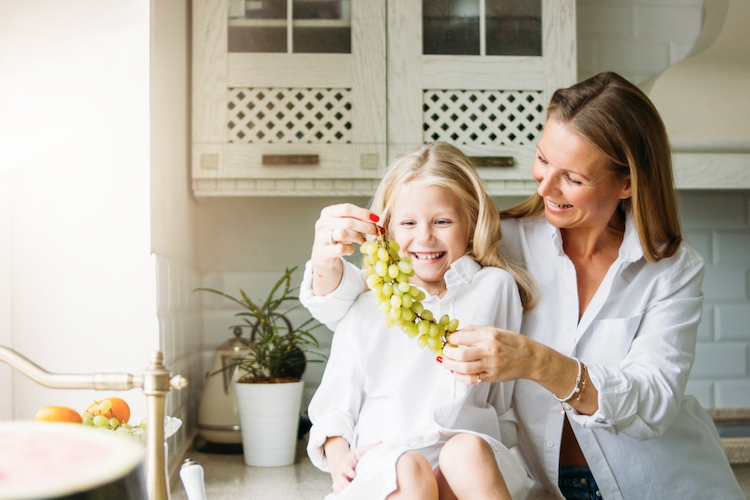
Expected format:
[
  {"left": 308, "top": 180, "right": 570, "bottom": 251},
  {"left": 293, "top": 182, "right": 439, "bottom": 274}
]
[{"left": 197, "top": 326, "right": 251, "bottom": 445}]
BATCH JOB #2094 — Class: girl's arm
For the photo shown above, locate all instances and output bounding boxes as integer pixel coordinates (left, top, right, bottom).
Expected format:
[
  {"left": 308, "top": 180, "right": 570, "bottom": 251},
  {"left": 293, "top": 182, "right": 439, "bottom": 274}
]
[
  {"left": 306, "top": 308, "right": 366, "bottom": 470},
  {"left": 309, "top": 203, "right": 380, "bottom": 296},
  {"left": 300, "top": 204, "right": 377, "bottom": 329}
]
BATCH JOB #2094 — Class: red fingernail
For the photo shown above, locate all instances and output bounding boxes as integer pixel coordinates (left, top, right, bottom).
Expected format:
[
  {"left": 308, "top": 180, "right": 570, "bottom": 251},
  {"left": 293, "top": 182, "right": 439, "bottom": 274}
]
[
  {"left": 370, "top": 214, "right": 380, "bottom": 222},
  {"left": 378, "top": 225, "right": 386, "bottom": 234},
  {"left": 436, "top": 356, "right": 443, "bottom": 363}
]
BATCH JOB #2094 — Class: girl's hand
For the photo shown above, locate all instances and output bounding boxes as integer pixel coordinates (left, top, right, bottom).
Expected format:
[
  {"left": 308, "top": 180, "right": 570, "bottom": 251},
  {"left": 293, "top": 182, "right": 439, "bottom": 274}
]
[
  {"left": 311, "top": 204, "right": 381, "bottom": 296},
  {"left": 441, "top": 325, "right": 540, "bottom": 384},
  {"left": 328, "top": 441, "right": 382, "bottom": 494}
]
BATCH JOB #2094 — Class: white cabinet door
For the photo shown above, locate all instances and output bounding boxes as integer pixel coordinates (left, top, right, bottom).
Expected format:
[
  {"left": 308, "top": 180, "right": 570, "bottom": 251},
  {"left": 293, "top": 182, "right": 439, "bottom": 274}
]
[
  {"left": 192, "top": 0, "right": 575, "bottom": 196},
  {"left": 387, "top": 0, "right": 576, "bottom": 195},
  {"left": 193, "top": 0, "right": 386, "bottom": 196}
]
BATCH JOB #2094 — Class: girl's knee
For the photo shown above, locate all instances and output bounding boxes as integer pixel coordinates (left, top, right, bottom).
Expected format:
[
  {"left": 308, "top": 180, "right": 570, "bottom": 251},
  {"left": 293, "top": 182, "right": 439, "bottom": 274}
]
[
  {"left": 397, "top": 451, "right": 434, "bottom": 478},
  {"left": 439, "top": 434, "right": 493, "bottom": 469},
  {"left": 393, "top": 451, "right": 438, "bottom": 498}
]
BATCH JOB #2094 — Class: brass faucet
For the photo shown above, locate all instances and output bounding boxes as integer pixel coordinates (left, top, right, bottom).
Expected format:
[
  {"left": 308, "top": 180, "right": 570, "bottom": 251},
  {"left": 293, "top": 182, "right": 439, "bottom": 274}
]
[{"left": 0, "top": 345, "right": 188, "bottom": 500}]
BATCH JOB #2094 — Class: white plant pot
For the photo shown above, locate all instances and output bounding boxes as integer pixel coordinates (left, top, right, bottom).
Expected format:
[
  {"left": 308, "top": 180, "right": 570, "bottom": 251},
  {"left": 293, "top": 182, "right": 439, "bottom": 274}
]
[{"left": 234, "top": 379, "right": 304, "bottom": 467}]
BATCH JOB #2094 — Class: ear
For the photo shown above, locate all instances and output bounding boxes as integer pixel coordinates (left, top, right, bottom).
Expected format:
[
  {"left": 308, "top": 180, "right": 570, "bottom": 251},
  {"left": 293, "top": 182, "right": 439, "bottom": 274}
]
[{"left": 619, "top": 174, "right": 632, "bottom": 200}]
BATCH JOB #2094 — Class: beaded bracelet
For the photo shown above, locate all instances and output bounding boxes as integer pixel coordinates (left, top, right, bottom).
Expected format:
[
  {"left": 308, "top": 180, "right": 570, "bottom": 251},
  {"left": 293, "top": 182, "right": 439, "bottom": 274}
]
[
  {"left": 555, "top": 357, "right": 583, "bottom": 412},
  {"left": 566, "top": 364, "right": 588, "bottom": 411}
]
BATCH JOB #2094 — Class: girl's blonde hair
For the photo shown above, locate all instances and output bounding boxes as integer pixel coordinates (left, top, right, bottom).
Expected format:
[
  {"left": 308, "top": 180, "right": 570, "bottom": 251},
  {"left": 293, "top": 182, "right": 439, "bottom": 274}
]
[
  {"left": 370, "top": 143, "right": 536, "bottom": 311},
  {"left": 502, "top": 72, "right": 682, "bottom": 262}
]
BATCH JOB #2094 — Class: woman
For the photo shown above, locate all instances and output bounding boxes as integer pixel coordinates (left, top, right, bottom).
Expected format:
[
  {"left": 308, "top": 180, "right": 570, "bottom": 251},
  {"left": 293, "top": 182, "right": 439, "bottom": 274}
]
[{"left": 300, "top": 72, "right": 744, "bottom": 499}]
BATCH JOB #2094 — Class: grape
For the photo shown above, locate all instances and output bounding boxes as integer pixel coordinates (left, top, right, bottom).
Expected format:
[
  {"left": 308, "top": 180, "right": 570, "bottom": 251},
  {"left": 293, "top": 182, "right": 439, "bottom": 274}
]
[
  {"left": 363, "top": 237, "right": 460, "bottom": 355},
  {"left": 93, "top": 415, "right": 110, "bottom": 428},
  {"left": 98, "top": 400, "right": 112, "bottom": 414}
]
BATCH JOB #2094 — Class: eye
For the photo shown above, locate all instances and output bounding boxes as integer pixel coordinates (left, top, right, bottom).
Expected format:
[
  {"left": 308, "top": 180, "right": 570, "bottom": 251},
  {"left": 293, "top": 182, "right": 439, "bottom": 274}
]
[
  {"left": 564, "top": 173, "right": 583, "bottom": 186},
  {"left": 400, "top": 220, "right": 416, "bottom": 227},
  {"left": 435, "top": 219, "right": 451, "bottom": 226},
  {"left": 536, "top": 154, "right": 548, "bottom": 164}
]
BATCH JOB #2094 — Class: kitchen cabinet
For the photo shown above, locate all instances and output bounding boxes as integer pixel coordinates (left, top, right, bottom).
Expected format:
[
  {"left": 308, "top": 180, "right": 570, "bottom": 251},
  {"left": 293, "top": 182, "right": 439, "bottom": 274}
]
[{"left": 192, "top": 0, "right": 576, "bottom": 196}]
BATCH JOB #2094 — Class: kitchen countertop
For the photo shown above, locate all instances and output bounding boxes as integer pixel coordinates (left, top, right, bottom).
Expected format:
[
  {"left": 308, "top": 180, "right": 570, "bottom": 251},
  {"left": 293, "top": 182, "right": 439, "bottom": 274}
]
[{"left": 169, "top": 437, "right": 750, "bottom": 500}]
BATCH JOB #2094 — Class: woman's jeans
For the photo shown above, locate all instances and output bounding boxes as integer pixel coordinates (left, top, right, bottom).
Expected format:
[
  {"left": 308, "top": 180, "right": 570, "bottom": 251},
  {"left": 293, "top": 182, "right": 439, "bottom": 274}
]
[{"left": 558, "top": 466, "right": 602, "bottom": 499}]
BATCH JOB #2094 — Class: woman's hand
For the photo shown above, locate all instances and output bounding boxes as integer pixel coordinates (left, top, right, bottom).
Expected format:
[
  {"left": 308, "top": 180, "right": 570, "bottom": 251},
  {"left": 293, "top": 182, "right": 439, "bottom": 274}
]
[
  {"left": 441, "top": 325, "right": 540, "bottom": 384},
  {"left": 442, "top": 326, "right": 598, "bottom": 414},
  {"left": 311, "top": 203, "right": 381, "bottom": 296},
  {"left": 326, "top": 439, "right": 381, "bottom": 494}
]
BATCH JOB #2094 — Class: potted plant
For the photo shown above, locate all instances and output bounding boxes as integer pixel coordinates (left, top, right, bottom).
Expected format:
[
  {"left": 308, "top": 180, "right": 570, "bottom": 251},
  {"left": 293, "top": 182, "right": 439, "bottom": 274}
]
[{"left": 195, "top": 266, "right": 324, "bottom": 466}]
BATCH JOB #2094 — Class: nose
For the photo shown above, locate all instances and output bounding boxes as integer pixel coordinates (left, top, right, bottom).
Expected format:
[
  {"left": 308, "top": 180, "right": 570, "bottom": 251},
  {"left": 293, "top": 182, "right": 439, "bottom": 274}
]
[
  {"left": 415, "top": 224, "right": 435, "bottom": 244},
  {"left": 534, "top": 165, "right": 556, "bottom": 198}
]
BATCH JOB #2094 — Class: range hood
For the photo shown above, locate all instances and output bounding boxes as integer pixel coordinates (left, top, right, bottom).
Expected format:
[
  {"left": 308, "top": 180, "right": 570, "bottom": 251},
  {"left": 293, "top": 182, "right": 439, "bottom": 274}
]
[{"left": 639, "top": 0, "right": 750, "bottom": 188}]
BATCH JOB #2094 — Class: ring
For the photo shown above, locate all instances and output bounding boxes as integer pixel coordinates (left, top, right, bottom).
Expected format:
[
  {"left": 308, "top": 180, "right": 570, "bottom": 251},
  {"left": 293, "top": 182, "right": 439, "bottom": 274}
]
[
  {"left": 476, "top": 374, "right": 482, "bottom": 384},
  {"left": 329, "top": 229, "right": 339, "bottom": 245}
]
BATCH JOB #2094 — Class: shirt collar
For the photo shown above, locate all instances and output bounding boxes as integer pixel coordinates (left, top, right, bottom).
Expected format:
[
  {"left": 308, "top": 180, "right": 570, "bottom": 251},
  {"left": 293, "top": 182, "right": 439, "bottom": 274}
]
[
  {"left": 618, "top": 208, "right": 643, "bottom": 262},
  {"left": 444, "top": 255, "right": 481, "bottom": 288}
]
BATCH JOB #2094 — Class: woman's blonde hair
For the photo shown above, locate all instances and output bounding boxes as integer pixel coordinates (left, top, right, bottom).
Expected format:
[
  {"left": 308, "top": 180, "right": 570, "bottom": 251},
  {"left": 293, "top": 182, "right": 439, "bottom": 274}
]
[
  {"left": 502, "top": 72, "right": 682, "bottom": 262},
  {"left": 370, "top": 143, "right": 536, "bottom": 311}
]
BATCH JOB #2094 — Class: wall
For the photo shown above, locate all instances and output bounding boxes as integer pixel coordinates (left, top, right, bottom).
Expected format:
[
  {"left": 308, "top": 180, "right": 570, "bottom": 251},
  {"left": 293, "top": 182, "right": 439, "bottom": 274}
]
[
  {"left": 149, "top": 0, "right": 202, "bottom": 462},
  {"left": 197, "top": 0, "right": 749, "bottom": 410},
  {"left": 0, "top": 0, "right": 158, "bottom": 419},
  {"left": 578, "top": 0, "right": 704, "bottom": 85}
]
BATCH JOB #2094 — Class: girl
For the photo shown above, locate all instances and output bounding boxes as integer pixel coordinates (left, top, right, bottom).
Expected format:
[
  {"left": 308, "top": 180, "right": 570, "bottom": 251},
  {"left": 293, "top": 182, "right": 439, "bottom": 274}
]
[{"left": 305, "top": 143, "right": 534, "bottom": 500}]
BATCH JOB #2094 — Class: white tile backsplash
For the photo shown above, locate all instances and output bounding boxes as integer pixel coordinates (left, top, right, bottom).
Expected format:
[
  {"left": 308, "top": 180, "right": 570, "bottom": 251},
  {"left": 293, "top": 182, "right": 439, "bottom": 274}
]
[
  {"left": 154, "top": 254, "right": 203, "bottom": 458},
  {"left": 693, "top": 342, "right": 749, "bottom": 379},
  {"left": 716, "top": 379, "right": 750, "bottom": 408},
  {"left": 681, "top": 192, "right": 750, "bottom": 408},
  {"left": 716, "top": 305, "right": 750, "bottom": 341}
]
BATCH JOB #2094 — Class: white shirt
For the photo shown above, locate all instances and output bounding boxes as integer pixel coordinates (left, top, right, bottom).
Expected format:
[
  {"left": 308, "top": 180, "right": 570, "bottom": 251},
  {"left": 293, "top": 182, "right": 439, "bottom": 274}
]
[
  {"left": 304, "top": 256, "right": 531, "bottom": 500},
  {"left": 301, "top": 215, "right": 744, "bottom": 500}
]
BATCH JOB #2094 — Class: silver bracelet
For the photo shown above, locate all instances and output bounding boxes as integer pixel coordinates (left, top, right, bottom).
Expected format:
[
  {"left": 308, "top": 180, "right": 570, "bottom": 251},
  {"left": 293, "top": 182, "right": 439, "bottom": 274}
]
[{"left": 554, "top": 357, "right": 582, "bottom": 403}]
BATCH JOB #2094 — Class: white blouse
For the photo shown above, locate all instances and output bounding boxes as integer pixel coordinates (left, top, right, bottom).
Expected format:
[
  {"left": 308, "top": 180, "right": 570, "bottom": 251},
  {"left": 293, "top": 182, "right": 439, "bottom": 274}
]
[
  {"left": 301, "top": 215, "right": 745, "bottom": 500},
  {"left": 304, "top": 256, "right": 531, "bottom": 500}
]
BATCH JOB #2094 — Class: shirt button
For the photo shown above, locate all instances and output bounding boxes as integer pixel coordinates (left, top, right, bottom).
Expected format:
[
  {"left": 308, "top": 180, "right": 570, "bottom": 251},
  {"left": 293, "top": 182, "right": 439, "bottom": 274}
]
[
  {"left": 546, "top": 440, "right": 554, "bottom": 448},
  {"left": 564, "top": 326, "right": 571, "bottom": 333}
]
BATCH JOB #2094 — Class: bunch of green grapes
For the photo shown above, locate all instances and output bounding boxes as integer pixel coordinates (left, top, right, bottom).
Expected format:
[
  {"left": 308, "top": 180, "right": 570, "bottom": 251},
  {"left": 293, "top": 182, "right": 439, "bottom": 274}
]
[{"left": 361, "top": 238, "right": 459, "bottom": 355}]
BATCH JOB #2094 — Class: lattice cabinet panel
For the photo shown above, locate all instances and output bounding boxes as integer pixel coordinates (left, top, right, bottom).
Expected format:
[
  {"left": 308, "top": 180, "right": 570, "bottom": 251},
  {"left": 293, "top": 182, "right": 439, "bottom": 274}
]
[
  {"left": 422, "top": 90, "right": 545, "bottom": 147},
  {"left": 227, "top": 87, "right": 353, "bottom": 144}
]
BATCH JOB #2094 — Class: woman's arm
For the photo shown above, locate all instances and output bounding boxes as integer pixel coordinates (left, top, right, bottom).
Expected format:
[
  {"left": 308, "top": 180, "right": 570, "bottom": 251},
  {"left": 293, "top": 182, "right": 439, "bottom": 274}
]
[
  {"left": 444, "top": 327, "right": 598, "bottom": 415},
  {"left": 443, "top": 253, "right": 705, "bottom": 438}
]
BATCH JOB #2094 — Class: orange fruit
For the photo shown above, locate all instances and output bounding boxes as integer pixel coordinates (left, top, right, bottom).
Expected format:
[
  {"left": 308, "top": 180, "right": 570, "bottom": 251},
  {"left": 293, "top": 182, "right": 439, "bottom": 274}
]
[
  {"left": 35, "top": 405, "right": 83, "bottom": 424},
  {"left": 84, "top": 397, "right": 131, "bottom": 425}
]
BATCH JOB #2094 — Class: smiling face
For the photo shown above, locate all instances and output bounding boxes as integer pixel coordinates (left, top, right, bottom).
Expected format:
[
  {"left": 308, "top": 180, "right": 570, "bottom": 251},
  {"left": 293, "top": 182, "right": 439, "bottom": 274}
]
[
  {"left": 532, "top": 118, "right": 632, "bottom": 233},
  {"left": 388, "top": 182, "right": 472, "bottom": 296}
]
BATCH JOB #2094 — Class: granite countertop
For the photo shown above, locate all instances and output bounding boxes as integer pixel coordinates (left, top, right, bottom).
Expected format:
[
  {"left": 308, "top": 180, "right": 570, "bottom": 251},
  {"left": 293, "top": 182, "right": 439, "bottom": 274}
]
[
  {"left": 708, "top": 408, "right": 750, "bottom": 465},
  {"left": 169, "top": 439, "right": 331, "bottom": 500},
  {"left": 169, "top": 436, "right": 750, "bottom": 500}
]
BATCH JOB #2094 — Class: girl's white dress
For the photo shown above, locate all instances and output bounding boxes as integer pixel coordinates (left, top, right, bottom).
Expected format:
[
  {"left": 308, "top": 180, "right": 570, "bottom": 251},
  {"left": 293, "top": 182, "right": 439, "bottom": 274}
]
[{"left": 306, "top": 256, "right": 532, "bottom": 500}]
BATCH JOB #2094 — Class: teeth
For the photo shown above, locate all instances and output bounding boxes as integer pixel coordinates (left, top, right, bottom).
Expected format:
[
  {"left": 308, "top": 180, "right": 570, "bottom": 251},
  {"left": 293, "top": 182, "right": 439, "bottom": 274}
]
[
  {"left": 548, "top": 199, "right": 572, "bottom": 209},
  {"left": 412, "top": 252, "right": 445, "bottom": 261}
]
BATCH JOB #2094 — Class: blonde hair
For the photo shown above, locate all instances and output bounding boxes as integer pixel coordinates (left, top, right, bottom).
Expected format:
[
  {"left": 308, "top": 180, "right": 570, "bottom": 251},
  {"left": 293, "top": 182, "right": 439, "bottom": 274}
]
[
  {"left": 502, "top": 72, "right": 682, "bottom": 262},
  {"left": 370, "top": 143, "right": 536, "bottom": 311}
]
